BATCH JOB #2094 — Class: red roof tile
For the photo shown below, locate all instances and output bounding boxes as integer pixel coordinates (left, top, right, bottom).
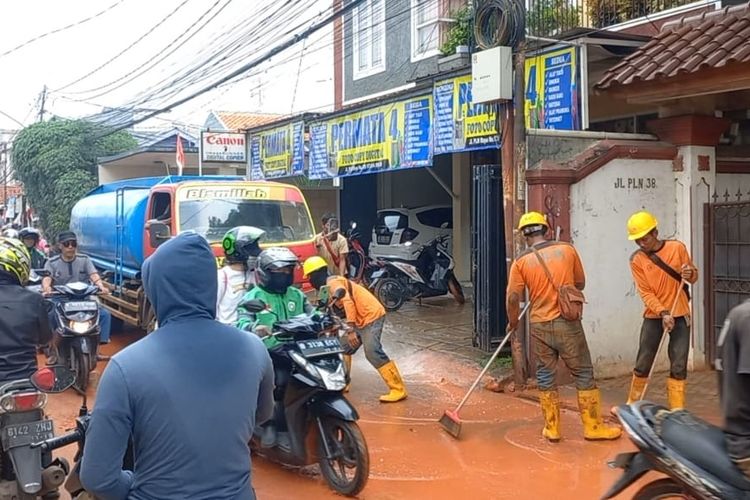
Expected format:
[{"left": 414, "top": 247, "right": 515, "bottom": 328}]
[
  {"left": 597, "top": 2, "right": 750, "bottom": 90},
  {"left": 214, "top": 111, "right": 284, "bottom": 131}
]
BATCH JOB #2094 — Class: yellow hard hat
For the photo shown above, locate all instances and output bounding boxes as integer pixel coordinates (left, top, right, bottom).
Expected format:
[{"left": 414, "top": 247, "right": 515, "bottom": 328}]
[
  {"left": 303, "top": 256, "right": 328, "bottom": 277},
  {"left": 627, "top": 211, "right": 658, "bottom": 240},
  {"left": 518, "top": 211, "right": 548, "bottom": 231}
]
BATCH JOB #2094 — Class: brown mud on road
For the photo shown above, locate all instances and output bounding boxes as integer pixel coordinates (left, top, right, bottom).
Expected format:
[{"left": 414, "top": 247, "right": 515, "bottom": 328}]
[{"left": 42, "top": 324, "right": 649, "bottom": 499}]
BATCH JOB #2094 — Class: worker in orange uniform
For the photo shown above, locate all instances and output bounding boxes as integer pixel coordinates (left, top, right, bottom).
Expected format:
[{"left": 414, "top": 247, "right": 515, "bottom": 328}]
[
  {"left": 625, "top": 211, "right": 698, "bottom": 410},
  {"left": 506, "top": 212, "right": 621, "bottom": 442},
  {"left": 303, "top": 256, "right": 407, "bottom": 403}
]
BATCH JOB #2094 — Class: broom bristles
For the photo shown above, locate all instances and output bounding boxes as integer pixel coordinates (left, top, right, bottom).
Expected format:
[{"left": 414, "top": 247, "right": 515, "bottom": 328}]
[{"left": 439, "top": 410, "right": 462, "bottom": 438}]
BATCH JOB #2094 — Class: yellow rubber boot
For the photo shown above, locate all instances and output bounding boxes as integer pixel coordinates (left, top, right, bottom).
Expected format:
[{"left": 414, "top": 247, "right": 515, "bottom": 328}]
[
  {"left": 611, "top": 374, "right": 649, "bottom": 416},
  {"left": 539, "top": 390, "right": 561, "bottom": 443},
  {"left": 343, "top": 355, "right": 352, "bottom": 393},
  {"left": 377, "top": 361, "right": 407, "bottom": 403},
  {"left": 667, "top": 378, "right": 686, "bottom": 410},
  {"left": 578, "top": 389, "right": 622, "bottom": 441}
]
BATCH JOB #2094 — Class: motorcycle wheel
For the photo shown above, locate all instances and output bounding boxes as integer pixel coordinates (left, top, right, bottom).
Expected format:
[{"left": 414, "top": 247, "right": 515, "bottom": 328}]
[
  {"left": 447, "top": 274, "right": 466, "bottom": 305},
  {"left": 74, "top": 351, "right": 90, "bottom": 393},
  {"left": 375, "top": 278, "right": 405, "bottom": 312},
  {"left": 317, "top": 417, "right": 369, "bottom": 497},
  {"left": 632, "top": 478, "right": 690, "bottom": 499}
]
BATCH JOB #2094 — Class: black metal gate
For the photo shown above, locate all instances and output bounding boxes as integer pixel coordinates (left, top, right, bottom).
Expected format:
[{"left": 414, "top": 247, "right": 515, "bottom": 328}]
[
  {"left": 472, "top": 164, "right": 508, "bottom": 351},
  {"left": 704, "top": 195, "right": 750, "bottom": 365}
]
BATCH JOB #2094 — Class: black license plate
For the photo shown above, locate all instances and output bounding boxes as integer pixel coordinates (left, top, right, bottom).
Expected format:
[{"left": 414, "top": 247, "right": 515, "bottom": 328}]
[
  {"left": 2, "top": 420, "right": 54, "bottom": 450},
  {"left": 297, "top": 338, "right": 343, "bottom": 358}
]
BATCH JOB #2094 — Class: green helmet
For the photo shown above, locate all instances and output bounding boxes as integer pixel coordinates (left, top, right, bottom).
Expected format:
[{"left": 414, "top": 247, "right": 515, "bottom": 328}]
[
  {"left": 0, "top": 237, "right": 31, "bottom": 285},
  {"left": 222, "top": 226, "right": 265, "bottom": 264}
]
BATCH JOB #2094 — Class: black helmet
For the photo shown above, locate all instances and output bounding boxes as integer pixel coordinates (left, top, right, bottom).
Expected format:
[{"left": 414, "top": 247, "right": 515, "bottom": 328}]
[
  {"left": 19, "top": 227, "right": 40, "bottom": 243},
  {"left": 222, "top": 226, "right": 265, "bottom": 264},
  {"left": 256, "top": 247, "right": 298, "bottom": 290}
]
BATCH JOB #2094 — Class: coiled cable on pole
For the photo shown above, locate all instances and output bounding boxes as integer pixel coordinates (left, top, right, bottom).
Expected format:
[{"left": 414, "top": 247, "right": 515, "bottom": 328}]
[{"left": 474, "top": 0, "right": 525, "bottom": 50}]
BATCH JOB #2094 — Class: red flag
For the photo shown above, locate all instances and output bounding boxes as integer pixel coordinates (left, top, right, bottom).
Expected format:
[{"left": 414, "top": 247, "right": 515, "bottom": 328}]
[{"left": 176, "top": 133, "right": 186, "bottom": 175}]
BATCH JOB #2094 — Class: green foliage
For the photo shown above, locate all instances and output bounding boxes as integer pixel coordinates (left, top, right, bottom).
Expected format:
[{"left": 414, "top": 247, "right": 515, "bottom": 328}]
[
  {"left": 440, "top": 6, "right": 473, "bottom": 56},
  {"left": 527, "top": 0, "right": 581, "bottom": 37},
  {"left": 11, "top": 119, "right": 136, "bottom": 238}
]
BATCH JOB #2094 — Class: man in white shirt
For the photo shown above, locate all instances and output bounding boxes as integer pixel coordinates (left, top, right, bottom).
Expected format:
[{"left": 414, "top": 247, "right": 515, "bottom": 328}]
[{"left": 216, "top": 226, "right": 265, "bottom": 325}]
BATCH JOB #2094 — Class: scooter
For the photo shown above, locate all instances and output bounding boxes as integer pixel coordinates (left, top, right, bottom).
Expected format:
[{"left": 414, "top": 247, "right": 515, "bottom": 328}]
[
  {"left": 344, "top": 221, "right": 383, "bottom": 288},
  {"left": 603, "top": 401, "right": 750, "bottom": 499},
  {"left": 49, "top": 283, "right": 102, "bottom": 393},
  {"left": 370, "top": 234, "right": 465, "bottom": 312},
  {"left": 0, "top": 365, "right": 75, "bottom": 499},
  {"left": 243, "top": 292, "right": 369, "bottom": 497}
]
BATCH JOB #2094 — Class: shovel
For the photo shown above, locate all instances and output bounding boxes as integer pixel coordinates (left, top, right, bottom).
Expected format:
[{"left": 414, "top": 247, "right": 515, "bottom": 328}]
[{"left": 439, "top": 302, "right": 531, "bottom": 439}]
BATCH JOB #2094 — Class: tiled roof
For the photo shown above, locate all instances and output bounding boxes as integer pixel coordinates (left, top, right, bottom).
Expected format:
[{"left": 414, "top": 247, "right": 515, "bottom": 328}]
[
  {"left": 215, "top": 111, "right": 283, "bottom": 131},
  {"left": 596, "top": 2, "right": 750, "bottom": 90}
]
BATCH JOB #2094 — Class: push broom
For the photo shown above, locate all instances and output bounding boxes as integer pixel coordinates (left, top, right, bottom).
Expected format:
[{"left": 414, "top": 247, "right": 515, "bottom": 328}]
[{"left": 439, "top": 302, "right": 531, "bottom": 439}]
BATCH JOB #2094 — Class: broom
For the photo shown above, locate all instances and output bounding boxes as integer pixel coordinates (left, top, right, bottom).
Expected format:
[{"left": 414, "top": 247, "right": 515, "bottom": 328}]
[{"left": 439, "top": 302, "right": 531, "bottom": 439}]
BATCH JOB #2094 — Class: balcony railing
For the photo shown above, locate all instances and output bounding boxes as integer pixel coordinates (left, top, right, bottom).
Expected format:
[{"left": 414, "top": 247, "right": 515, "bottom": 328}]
[{"left": 526, "top": 0, "right": 701, "bottom": 37}]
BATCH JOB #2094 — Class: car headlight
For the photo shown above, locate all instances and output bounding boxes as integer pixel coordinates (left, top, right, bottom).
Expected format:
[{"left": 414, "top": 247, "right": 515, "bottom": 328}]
[{"left": 70, "top": 321, "right": 92, "bottom": 334}]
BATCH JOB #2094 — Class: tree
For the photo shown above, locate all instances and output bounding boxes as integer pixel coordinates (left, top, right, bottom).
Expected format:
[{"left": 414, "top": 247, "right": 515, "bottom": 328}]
[
  {"left": 527, "top": 0, "right": 581, "bottom": 37},
  {"left": 11, "top": 119, "right": 136, "bottom": 238}
]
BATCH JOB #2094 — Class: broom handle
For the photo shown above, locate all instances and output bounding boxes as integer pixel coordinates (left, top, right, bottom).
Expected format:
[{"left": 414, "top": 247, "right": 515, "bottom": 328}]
[
  {"left": 454, "top": 302, "right": 531, "bottom": 412},
  {"left": 641, "top": 278, "right": 687, "bottom": 400}
]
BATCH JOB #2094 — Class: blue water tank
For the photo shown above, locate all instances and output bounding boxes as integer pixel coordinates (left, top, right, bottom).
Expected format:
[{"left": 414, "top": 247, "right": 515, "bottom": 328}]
[{"left": 70, "top": 188, "right": 150, "bottom": 278}]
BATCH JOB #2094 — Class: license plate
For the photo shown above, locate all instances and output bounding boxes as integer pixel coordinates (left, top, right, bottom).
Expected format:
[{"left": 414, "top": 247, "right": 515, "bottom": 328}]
[
  {"left": 63, "top": 301, "right": 98, "bottom": 312},
  {"left": 297, "top": 338, "right": 343, "bottom": 358},
  {"left": 377, "top": 235, "right": 391, "bottom": 245},
  {"left": 2, "top": 420, "right": 54, "bottom": 450}
]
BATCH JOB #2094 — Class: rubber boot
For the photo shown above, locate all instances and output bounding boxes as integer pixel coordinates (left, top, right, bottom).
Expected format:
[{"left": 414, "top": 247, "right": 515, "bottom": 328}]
[
  {"left": 577, "top": 389, "right": 622, "bottom": 441},
  {"left": 539, "top": 390, "right": 561, "bottom": 443},
  {"left": 343, "top": 354, "right": 352, "bottom": 393},
  {"left": 611, "top": 374, "right": 649, "bottom": 415},
  {"left": 667, "top": 377, "right": 686, "bottom": 410},
  {"left": 377, "top": 360, "right": 407, "bottom": 403}
]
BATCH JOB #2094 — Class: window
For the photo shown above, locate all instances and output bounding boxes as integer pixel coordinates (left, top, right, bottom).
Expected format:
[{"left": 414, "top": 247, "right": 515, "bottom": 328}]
[
  {"left": 411, "top": 0, "right": 441, "bottom": 60},
  {"left": 150, "top": 192, "right": 172, "bottom": 229},
  {"left": 376, "top": 211, "right": 408, "bottom": 232},
  {"left": 352, "top": 0, "right": 386, "bottom": 79},
  {"left": 416, "top": 207, "right": 452, "bottom": 228}
]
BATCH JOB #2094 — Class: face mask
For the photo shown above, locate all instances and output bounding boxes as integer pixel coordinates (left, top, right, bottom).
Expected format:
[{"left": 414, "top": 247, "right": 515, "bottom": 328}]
[
  {"left": 309, "top": 270, "right": 328, "bottom": 290},
  {"left": 265, "top": 272, "right": 294, "bottom": 294}
]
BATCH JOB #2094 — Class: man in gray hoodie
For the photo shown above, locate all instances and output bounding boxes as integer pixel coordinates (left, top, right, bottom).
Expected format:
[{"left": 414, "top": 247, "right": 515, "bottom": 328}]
[{"left": 80, "top": 232, "right": 274, "bottom": 499}]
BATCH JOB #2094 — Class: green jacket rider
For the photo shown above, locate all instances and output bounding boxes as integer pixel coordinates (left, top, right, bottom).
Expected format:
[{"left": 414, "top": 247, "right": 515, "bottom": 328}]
[{"left": 19, "top": 227, "right": 46, "bottom": 270}]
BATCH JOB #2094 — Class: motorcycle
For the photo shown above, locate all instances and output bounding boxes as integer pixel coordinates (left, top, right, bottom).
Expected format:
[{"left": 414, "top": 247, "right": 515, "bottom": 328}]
[
  {"left": 344, "top": 221, "right": 383, "bottom": 288},
  {"left": 370, "top": 234, "right": 465, "bottom": 312},
  {"left": 243, "top": 291, "right": 369, "bottom": 497},
  {"left": 48, "top": 283, "right": 102, "bottom": 393},
  {"left": 603, "top": 401, "right": 750, "bottom": 499},
  {"left": 0, "top": 365, "right": 75, "bottom": 500}
]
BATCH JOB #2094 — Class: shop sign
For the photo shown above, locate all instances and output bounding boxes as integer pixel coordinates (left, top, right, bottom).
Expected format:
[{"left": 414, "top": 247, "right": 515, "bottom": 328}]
[
  {"left": 524, "top": 47, "right": 581, "bottom": 130},
  {"left": 309, "top": 95, "right": 432, "bottom": 180},
  {"left": 249, "top": 121, "right": 305, "bottom": 180},
  {"left": 433, "top": 74, "right": 500, "bottom": 155},
  {"left": 201, "top": 132, "right": 247, "bottom": 163}
]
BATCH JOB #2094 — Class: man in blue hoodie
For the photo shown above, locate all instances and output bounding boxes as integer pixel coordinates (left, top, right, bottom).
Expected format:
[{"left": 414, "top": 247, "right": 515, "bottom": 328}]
[{"left": 80, "top": 233, "right": 274, "bottom": 500}]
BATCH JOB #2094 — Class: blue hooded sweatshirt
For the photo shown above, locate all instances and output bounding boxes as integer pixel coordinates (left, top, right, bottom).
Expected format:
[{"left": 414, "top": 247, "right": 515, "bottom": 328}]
[{"left": 80, "top": 233, "right": 274, "bottom": 500}]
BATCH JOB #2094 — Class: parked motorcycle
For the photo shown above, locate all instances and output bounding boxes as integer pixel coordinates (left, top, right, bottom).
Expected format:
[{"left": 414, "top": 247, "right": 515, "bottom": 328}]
[
  {"left": 603, "top": 401, "right": 750, "bottom": 499},
  {"left": 344, "top": 221, "right": 383, "bottom": 288},
  {"left": 49, "top": 283, "right": 102, "bottom": 393},
  {"left": 370, "top": 234, "right": 464, "bottom": 312},
  {"left": 0, "top": 365, "right": 75, "bottom": 499},
  {"left": 243, "top": 292, "right": 369, "bottom": 497}
]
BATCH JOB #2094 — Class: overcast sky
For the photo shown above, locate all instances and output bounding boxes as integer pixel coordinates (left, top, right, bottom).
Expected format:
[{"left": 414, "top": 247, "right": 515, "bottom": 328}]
[{"left": 0, "top": 0, "right": 333, "bottom": 135}]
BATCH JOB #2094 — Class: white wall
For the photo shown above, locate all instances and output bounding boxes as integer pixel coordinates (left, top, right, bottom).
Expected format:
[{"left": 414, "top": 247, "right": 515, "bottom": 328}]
[
  {"left": 716, "top": 172, "right": 750, "bottom": 200},
  {"left": 570, "top": 158, "right": 676, "bottom": 378}
]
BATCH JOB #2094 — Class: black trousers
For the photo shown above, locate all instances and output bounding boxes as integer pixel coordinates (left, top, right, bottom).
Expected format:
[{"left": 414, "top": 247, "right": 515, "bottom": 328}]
[{"left": 634, "top": 317, "right": 690, "bottom": 380}]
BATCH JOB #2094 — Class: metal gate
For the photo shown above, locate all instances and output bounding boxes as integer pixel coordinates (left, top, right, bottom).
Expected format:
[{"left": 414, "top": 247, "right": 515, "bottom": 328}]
[
  {"left": 704, "top": 195, "right": 750, "bottom": 365},
  {"left": 472, "top": 164, "right": 508, "bottom": 351}
]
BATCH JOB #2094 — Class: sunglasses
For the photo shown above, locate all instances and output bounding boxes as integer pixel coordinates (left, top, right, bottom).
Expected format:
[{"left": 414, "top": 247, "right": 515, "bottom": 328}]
[{"left": 61, "top": 241, "right": 77, "bottom": 248}]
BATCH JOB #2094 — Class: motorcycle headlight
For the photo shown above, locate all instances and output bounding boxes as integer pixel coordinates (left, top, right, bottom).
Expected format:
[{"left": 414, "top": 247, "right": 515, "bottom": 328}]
[{"left": 70, "top": 320, "right": 92, "bottom": 334}]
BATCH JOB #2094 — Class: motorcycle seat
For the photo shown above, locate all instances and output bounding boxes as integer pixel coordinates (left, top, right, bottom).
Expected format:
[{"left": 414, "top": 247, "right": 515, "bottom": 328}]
[{"left": 661, "top": 410, "right": 750, "bottom": 490}]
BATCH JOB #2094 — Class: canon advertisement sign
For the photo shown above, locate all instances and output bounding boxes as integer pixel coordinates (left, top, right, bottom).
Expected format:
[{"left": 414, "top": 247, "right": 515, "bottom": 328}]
[{"left": 201, "top": 132, "right": 247, "bottom": 163}]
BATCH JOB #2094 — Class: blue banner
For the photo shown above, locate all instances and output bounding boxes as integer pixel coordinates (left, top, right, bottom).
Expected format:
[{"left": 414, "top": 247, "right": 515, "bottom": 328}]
[{"left": 249, "top": 121, "right": 305, "bottom": 180}]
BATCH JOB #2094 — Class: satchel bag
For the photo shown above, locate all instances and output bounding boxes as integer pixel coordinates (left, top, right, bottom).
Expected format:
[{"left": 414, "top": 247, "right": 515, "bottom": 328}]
[{"left": 531, "top": 247, "right": 586, "bottom": 322}]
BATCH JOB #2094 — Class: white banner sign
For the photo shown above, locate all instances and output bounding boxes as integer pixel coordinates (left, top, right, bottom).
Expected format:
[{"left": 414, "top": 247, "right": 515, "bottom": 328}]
[{"left": 201, "top": 132, "right": 247, "bottom": 163}]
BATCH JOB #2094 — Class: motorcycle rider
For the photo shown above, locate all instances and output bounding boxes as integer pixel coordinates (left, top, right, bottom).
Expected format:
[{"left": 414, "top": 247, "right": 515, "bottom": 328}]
[
  {"left": 0, "top": 237, "right": 52, "bottom": 383},
  {"left": 717, "top": 299, "right": 750, "bottom": 478},
  {"left": 19, "top": 227, "right": 46, "bottom": 269},
  {"left": 80, "top": 232, "right": 274, "bottom": 500},
  {"left": 506, "top": 211, "right": 621, "bottom": 442},
  {"left": 42, "top": 231, "right": 111, "bottom": 363},
  {"left": 303, "top": 256, "right": 407, "bottom": 403},
  {"left": 216, "top": 226, "right": 265, "bottom": 325}
]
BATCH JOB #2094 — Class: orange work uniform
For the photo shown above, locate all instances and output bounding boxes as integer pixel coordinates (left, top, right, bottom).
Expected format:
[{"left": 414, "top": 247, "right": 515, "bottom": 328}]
[{"left": 327, "top": 276, "right": 385, "bottom": 328}]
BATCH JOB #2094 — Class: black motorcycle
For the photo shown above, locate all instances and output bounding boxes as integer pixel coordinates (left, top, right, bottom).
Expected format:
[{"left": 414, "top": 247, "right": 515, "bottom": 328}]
[
  {"left": 370, "top": 234, "right": 464, "bottom": 311},
  {"left": 49, "top": 283, "right": 102, "bottom": 393},
  {"left": 344, "top": 221, "right": 383, "bottom": 289},
  {"left": 0, "top": 365, "right": 75, "bottom": 499},
  {"left": 603, "top": 401, "right": 750, "bottom": 499},
  {"left": 243, "top": 295, "right": 369, "bottom": 497}
]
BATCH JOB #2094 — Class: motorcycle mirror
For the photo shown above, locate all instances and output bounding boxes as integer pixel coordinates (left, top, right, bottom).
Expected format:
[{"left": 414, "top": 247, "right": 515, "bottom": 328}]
[
  {"left": 243, "top": 299, "right": 267, "bottom": 313},
  {"left": 30, "top": 366, "right": 76, "bottom": 393},
  {"left": 333, "top": 288, "right": 346, "bottom": 300}
]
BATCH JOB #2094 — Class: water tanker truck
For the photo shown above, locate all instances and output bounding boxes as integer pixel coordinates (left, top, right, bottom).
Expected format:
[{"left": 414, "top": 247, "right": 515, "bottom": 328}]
[{"left": 70, "top": 176, "right": 317, "bottom": 332}]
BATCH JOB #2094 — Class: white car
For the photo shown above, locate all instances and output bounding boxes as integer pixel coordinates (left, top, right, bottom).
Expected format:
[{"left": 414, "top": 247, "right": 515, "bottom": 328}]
[{"left": 369, "top": 205, "right": 452, "bottom": 261}]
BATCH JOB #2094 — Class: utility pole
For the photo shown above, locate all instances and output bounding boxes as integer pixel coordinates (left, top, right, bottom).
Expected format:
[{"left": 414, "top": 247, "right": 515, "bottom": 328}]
[{"left": 38, "top": 85, "right": 47, "bottom": 122}]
